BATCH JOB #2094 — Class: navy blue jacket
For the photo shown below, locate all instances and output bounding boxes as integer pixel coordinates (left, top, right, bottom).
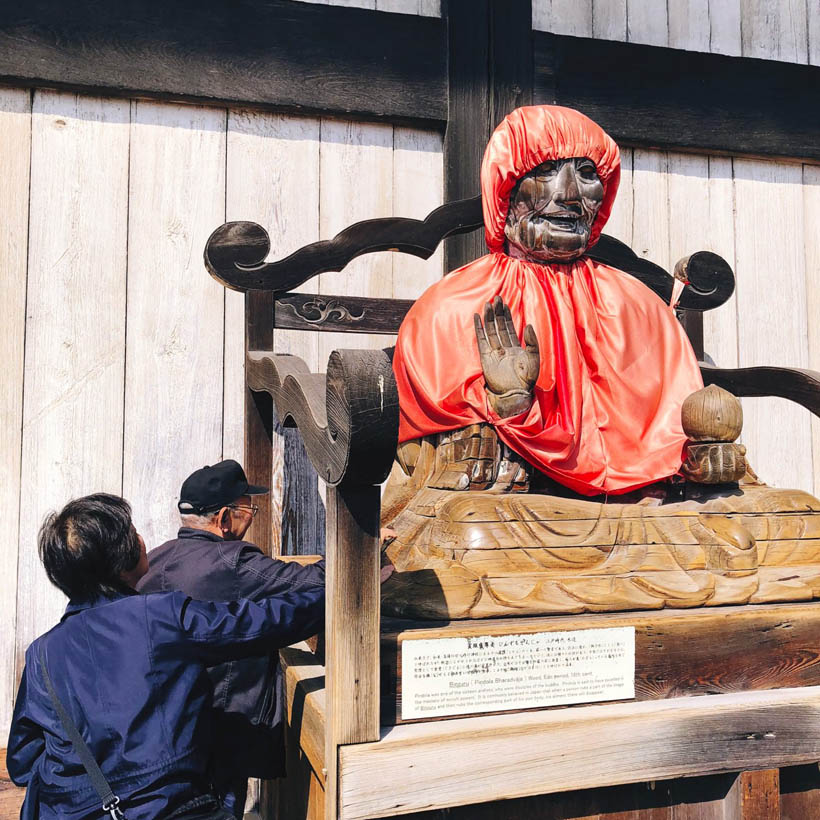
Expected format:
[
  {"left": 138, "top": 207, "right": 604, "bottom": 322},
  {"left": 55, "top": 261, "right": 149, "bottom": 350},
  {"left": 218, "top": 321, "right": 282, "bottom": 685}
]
[
  {"left": 7, "top": 584, "right": 324, "bottom": 820},
  {"left": 136, "top": 529, "right": 325, "bottom": 780}
]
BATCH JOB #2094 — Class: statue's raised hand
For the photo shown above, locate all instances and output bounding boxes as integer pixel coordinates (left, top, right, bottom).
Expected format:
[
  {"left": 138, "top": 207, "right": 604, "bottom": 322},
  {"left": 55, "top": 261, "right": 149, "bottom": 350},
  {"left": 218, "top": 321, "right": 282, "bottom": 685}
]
[{"left": 474, "top": 296, "right": 540, "bottom": 418}]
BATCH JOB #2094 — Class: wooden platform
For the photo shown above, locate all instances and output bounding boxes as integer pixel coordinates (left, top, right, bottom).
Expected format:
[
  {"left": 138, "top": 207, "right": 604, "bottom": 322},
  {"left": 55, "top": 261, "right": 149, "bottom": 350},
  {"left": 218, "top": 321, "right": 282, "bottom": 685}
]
[
  {"left": 281, "top": 602, "right": 820, "bottom": 819},
  {"left": 381, "top": 602, "right": 820, "bottom": 724}
]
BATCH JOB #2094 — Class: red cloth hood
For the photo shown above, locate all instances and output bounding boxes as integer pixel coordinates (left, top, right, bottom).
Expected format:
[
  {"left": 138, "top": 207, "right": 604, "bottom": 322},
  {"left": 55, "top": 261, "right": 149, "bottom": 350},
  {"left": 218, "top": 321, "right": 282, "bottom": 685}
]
[
  {"left": 482, "top": 105, "right": 621, "bottom": 252},
  {"left": 393, "top": 105, "right": 702, "bottom": 496}
]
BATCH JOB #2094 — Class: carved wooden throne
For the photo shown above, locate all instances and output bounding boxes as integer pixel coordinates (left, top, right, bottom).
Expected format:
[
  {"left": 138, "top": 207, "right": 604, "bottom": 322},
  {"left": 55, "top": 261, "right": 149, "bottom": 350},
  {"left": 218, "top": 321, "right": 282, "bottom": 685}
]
[{"left": 205, "top": 198, "right": 820, "bottom": 820}]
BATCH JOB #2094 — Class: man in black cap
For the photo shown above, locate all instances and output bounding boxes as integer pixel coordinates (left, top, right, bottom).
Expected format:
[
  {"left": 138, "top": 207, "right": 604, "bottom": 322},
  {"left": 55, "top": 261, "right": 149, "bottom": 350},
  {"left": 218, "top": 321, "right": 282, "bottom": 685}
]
[{"left": 137, "top": 459, "right": 325, "bottom": 818}]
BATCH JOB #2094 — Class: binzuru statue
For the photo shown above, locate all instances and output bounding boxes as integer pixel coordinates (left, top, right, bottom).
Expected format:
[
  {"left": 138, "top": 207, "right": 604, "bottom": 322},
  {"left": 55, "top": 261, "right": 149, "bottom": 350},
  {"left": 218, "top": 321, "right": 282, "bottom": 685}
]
[{"left": 381, "top": 105, "right": 820, "bottom": 619}]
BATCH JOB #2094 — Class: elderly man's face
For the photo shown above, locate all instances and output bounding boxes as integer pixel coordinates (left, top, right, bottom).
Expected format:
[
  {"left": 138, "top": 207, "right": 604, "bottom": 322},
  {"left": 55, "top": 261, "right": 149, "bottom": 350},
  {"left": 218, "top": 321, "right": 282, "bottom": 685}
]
[{"left": 504, "top": 157, "right": 604, "bottom": 262}]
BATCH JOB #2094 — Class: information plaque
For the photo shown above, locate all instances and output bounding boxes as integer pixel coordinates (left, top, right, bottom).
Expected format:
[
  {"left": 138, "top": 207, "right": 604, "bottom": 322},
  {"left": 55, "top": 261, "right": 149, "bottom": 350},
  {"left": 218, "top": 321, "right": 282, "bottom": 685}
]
[{"left": 401, "top": 626, "right": 635, "bottom": 720}]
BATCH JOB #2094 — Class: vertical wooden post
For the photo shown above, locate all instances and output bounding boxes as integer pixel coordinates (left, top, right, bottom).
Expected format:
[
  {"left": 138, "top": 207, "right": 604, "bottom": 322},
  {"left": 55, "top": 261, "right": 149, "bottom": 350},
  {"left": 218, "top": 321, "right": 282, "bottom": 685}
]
[
  {"left": 680, "top": 309, "right": 705, "bottom": 361},
  {"left": 324, "top": 483, "right": 381, "bottom": 820},
  {"left": 727, "top": 769, "right": 780, "bottom": 820},
  {"left": 443, "top": 0, "right": 533, "bottom": 272},
  {"left": 244, "top": 290, "right": 276, "bottom": 556},
  {"left": 443, "top": 0, "right": 490, "bottom": 271}
]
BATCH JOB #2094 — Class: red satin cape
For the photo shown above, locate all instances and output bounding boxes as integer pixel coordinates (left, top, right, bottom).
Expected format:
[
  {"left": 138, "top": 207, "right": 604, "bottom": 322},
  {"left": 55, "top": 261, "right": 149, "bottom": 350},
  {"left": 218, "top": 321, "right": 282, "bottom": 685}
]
[{"left": 392, "top": 105, "right": 703, "bottom": 496}]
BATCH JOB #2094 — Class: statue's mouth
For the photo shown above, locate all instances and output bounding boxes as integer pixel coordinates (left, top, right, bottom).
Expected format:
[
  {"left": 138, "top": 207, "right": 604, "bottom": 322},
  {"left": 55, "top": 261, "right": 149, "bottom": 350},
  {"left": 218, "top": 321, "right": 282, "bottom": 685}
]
[{"left": 542, "top": 213, "right": 583, "bottom": 233}]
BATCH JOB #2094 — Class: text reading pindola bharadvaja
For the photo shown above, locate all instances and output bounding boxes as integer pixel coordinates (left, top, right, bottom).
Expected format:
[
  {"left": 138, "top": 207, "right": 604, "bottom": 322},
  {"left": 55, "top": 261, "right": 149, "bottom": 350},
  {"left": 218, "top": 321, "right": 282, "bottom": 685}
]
[{"left": 400, "top": 627, "right": 635, "bottom": 720}]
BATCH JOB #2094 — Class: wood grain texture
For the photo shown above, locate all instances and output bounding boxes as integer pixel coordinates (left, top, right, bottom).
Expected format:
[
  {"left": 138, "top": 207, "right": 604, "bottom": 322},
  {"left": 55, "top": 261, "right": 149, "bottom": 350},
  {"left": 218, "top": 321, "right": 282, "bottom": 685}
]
[
  {"left": 733, "top": 158, "right": 812, "bottom": 494},
  {"left": 533, "top": 34, "right": 820, "bottom": 162},
  {"left": 122, "top": 101, "right": 226, "bottom": 551},
  {"left": 381, "top": 603, "right": 820, "bottom": 725},
  {"left": 226, "top": 109, "right": 323, "bottom": 555},
  {"left": 0, "top": 87, "right": 30, "bottom": 739},
  {"left": 593, "top": 0, "right": 626, "bottom": 41},
  {"left": 391, "top": 127, "right": 444, "bottom": 301},
  {"left": 532, "top": 0, "right": 592, "bottom": 37},
  {"left": 626, "top": 0, "right": 669, "bottom": 46},
  {"left": 805, "top": 163, "right": 820, "bottom": 499},
  {"left": 443, "top": 0, "right": 490, "bottom": 270},
  {"left": 741, "top": 0, "right": 808, "bottom": 63},
  {"left": 15, "top": 90, "right": 129, "bottom": 677},
  {"left": 281, "top": 644, "right": 327, "bottom": 784},
  {"left": 373, "top": 771, "right": 740, "bottom": 819},
  {"left": 704, "top": 156, "right": 739, "bottom": 369},
  {"left": 729, "top": 768, "right": 780, "bottom": 819},
  {"left": 318, "top": 120, "right": 394, "bottom": 364},
  {"left": 325, "top": 484, "right": 381, "bottom": 820},
  {"left": 0, "top": 0, "right": 447, "bottom": 123},
  {"left": 339, "top": 686, "right": 820, "bottom": 820}
]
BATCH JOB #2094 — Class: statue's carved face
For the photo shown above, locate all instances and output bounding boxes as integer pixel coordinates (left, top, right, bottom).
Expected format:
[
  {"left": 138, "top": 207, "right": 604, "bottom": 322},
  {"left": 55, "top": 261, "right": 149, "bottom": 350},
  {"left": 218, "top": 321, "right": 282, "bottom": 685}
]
[{"left": 504, "top": 157, "right": 604, "bottom": 262}]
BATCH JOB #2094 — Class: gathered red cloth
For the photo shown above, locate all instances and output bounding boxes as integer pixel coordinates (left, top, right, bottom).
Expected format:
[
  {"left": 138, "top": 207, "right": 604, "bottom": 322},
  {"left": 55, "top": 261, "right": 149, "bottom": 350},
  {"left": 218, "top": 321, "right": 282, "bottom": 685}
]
[{"left": 393, "top": 106, "right": 703, "bottom": 495}]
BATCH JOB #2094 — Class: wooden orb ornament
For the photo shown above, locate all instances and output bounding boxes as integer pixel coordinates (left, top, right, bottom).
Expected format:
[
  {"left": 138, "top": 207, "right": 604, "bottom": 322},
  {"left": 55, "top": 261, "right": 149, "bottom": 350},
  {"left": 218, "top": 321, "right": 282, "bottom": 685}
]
[{"left": 681, "top": 384, "right": 743, "bottom": 443}]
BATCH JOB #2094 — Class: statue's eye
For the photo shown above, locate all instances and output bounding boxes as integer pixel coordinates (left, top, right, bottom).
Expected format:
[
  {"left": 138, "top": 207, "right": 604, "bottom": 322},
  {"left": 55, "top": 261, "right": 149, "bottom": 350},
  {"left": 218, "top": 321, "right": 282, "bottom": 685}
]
[
  {"left": 536, "top": 161, "right": 557, "bottom": 176},
  {"left": 577, "top": 161, "right": 598, "bottom": 181}
]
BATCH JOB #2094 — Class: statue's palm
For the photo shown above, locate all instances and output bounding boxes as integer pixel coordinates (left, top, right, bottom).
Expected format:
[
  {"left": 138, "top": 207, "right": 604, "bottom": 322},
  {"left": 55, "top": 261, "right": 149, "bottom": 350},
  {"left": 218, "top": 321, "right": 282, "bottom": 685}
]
[{"left": 474, "top": 296, "right": 540, "bottom": 417}]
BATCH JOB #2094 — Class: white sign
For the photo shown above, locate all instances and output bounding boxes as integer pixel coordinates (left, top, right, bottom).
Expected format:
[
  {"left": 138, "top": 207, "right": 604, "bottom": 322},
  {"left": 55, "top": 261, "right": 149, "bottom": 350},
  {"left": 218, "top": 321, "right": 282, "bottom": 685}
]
[{"left": 401, "top": 626, "right": 635, "bottom": 720}]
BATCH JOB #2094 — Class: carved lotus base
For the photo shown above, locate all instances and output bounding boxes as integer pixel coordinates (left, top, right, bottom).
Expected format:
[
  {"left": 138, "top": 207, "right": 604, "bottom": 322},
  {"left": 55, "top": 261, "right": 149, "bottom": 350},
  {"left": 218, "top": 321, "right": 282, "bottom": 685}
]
[{"left": 381, "top": 483, "right": 820, "bottom": 619}]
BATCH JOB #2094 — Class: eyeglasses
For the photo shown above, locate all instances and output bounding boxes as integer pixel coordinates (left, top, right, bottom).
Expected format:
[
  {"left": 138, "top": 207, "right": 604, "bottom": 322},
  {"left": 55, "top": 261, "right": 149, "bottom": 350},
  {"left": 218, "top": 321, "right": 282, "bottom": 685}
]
[{"left": 228, "top": 504, "right": 259, "bottom": 517}]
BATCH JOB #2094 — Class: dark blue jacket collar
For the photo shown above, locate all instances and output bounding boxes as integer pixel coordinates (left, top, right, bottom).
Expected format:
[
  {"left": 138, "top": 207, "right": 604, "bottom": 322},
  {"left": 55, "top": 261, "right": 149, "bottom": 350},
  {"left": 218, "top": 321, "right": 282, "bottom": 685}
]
[
  {"left": 62, "top": 587, "right": 139, "bottom": 620},
  {"left": 177, "top": 527, "right": 224, "bottom": 542}
]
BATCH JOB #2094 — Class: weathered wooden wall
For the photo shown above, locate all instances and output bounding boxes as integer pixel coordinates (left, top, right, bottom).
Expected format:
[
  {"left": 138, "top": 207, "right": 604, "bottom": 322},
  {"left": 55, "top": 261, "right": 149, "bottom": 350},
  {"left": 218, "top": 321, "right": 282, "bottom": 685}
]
[{"left": 0, "top": 87, "right": 443, "bottom": 743}]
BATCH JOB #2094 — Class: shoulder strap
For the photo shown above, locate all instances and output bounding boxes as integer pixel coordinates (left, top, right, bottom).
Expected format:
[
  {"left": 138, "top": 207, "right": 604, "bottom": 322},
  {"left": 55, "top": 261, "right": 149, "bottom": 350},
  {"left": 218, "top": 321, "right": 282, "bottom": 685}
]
[{"left": 38, "top": 641, "right": 126, "bottom": 819}]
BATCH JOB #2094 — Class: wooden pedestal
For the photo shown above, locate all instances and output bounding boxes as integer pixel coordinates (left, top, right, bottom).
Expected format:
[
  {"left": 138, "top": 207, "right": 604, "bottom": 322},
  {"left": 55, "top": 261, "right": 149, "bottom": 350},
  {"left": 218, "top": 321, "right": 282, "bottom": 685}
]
[{"left": 279, "top": 602, "right": 820, "bottom": 820}]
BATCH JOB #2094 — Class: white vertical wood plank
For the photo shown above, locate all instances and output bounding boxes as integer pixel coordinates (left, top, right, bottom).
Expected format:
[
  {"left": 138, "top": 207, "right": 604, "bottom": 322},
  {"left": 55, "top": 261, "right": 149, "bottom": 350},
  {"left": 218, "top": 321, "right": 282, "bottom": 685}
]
[
  {"left": 704, "top": 156, "right": 739, "bottom": 368},
  {"left": 667, "top": 151, "right": 710, "bottom": 282},
  {"left": 375, "top": 0, "right": 420, "bottom": 12},
  {"left": 809, "top": 0, "right": 820, "bottom": 64},
  {"left": 668, "top": 0, "right": 711, "bottom": 50},
  {"left": 533, "top": 0, "right": 594, "bottom": 36},
  {"left": 392, "top": 127, "right": 444, "bottom": 299},
  {"left": 803, "top": 164, "right": 820, "bottom": 495},
  {"left": 734, "top": 158, "right": 811, "bottom": 492},
  {"left": 0, "top": 87, "right": 31, "bottom": 738},
  {"left": 122, "top": 101, "right": 227, "bottom": 551},
  {"left": 626, "top": 0, "right": 669, "bottom": 46},
  {"left": 602, "top": 147, "right": 633, "bottom": 246},
  {"left": 417, "top": 0, "right": 440, "bottom": 15},
  {"left": 16, "top": 91, "right": 129, "bottom": 668},
  {"left": 740, "top": 0, "right": 809, "bottom": 62},
  {"left": 226, "top": 110, "right": 323, "bottom": 555},
  {"left": 631, "top": 149, "right": 670, "bottom": 269},
  {"left": 593, "top": 0, "right": 628, "bottom": 39},
  {"left": 318, "top": 120, "right": 394, "bottom": 366},
  {"left": 709, "top": 0, "right": 743, "bottom": 55}
]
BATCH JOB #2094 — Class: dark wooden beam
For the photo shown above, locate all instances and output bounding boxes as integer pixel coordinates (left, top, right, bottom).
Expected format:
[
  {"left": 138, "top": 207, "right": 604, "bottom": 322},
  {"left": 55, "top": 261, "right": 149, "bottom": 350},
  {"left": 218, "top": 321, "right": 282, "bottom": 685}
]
[
  {"left": 443, "top": 0, "right": 533, "bottom": 271},
  {"left": 534, "top": 32, "right": 820, "bottom": 162},
  {"left": 0, "top": 0, "right": 446, "bottom": 124},
  {"left": 443, "top": 0, "right": 491, "bottom": 270}
]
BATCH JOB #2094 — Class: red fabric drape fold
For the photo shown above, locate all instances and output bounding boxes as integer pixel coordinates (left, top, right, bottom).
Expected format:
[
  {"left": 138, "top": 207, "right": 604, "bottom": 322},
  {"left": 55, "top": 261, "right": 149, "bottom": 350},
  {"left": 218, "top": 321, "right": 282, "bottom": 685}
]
[{"left": 393, "top": 106, "right": 703, "bottom": 496}]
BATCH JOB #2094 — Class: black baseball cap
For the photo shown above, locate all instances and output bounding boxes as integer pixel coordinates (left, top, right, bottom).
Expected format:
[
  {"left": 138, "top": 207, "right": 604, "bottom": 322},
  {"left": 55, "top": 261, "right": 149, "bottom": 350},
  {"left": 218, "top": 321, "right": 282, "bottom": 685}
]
[{"left": 177, "top": 459, "right": 268, "bottom": 514}]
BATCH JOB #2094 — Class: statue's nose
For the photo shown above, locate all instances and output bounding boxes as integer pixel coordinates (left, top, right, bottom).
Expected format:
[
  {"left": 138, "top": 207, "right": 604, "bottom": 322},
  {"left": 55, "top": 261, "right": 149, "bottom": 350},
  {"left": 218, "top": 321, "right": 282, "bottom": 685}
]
[{"left": 555, "top": 162, "right": 580, "bottom": 205}]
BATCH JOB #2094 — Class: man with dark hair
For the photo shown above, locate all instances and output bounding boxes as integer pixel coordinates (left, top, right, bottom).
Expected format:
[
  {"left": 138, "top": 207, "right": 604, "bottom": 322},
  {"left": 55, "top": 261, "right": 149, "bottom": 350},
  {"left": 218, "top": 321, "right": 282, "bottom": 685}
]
[
  {"left": 7, "top": 493, "right": 324, "bottom": 820},
  {"left": 137, "top": 460, "right": 325, "bottom": 818}
]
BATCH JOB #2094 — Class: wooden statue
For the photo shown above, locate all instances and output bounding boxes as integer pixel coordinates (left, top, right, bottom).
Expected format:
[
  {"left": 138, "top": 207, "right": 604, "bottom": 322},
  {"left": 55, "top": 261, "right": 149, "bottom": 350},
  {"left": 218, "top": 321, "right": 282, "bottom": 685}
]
[{"left": 379, "top": 106, "right": 820, "bottom": 619}]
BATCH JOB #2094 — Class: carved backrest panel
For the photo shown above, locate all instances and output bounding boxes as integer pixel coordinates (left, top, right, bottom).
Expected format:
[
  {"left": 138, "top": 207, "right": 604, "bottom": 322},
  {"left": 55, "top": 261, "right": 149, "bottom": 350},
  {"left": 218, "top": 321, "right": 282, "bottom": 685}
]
[{"left": 204, "top": 195, "right": 735, "bottom": 340}]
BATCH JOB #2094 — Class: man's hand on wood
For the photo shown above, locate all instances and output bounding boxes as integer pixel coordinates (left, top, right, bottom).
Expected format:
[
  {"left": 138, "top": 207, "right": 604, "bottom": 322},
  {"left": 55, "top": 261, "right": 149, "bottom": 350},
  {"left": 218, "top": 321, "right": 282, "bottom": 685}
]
[{"left": 474, "top": 295, "right": 540, "bottom": 418}]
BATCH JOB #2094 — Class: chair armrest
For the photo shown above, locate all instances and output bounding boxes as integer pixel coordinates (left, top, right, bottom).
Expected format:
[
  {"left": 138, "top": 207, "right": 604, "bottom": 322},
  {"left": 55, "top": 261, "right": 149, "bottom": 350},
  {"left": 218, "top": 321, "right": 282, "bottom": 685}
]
[
  {"left": 247, "top": 347, "right": 398, "bottom": 486},
  {"left": 701, "top": 363, "right": 820, "bottom": 418}
]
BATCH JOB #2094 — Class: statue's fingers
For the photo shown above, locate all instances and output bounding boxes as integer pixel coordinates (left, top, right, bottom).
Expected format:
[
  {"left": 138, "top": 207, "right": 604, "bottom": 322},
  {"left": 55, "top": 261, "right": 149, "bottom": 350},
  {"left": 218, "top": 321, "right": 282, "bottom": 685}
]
[
  {"left": 523, "top": 324, "right": 540, "bottom": 356},
  {"left": 485, "top": 301, "right": 502, "bottom": 351},
  {"left": 493, "top": 296, "right": 512, "bottom": 348},
  {"left": 502, "top": 302, "right": 521, "bottom": 349},
  {"left": 474, "top": 313, "right": 491, "bottom": 357}
]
